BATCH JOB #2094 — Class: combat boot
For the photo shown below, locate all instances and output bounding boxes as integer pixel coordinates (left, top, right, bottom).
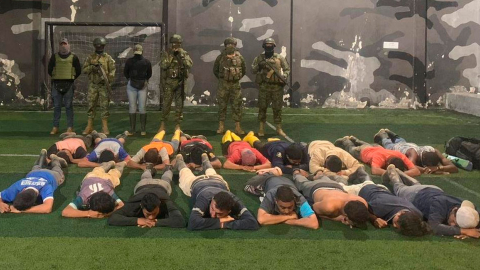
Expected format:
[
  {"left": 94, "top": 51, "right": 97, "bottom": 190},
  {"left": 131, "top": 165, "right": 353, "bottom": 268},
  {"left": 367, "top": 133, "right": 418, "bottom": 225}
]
[
  {"left": 82, "top": 118, "right": 94, "bottom": 135},
  {"left": 258, "top": 122, "right": 265, "bottom": 137},
  {"left": 66, "top": 127, "right": 74, "bottom": 133},
  {"left": 102, "top": 118, "right": 110, "bottom": 135},
  {"left": 276, "top": 124, "right": 286, "bottom": 137},
  {"left": 50, "top": 127, "right": 59, "bottom": 135},
  {"left": 158, "top": 121, "right": 165, "bottom": 133},
  {"left": 234, "top": 122, "right": 245, "bottom": 135},
  {"left": 216, "top": 121, "right": 225, "bottom": 134}
]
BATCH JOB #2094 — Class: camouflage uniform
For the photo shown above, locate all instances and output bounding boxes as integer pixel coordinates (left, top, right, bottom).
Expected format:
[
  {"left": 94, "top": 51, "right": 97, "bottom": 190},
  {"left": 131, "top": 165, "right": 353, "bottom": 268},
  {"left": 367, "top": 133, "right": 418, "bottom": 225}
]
[
  {"left": 83, "top": 52, "right": 115, "bottom": 119},
  {"left": 252, "top": 52, "right": 290, "bottom": 125},
  {"left": 213, "top": 50, "right": 246, "bottom": 123},
  {"left": 160, "top": 47, "right": 193, "bottom": 125}
]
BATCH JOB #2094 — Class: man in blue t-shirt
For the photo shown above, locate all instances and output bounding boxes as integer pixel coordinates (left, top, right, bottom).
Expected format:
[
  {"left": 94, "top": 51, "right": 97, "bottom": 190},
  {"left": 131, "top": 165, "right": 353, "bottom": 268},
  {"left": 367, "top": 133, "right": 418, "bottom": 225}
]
[
  {"left": 0, "top": 149, "right": 67, "bottom": 214},
  {"left": 244, "top": 167, "right": 318, "bottom": 229},
  {"left": 69, "top": 131, "right": 131, "bottom": 168}
]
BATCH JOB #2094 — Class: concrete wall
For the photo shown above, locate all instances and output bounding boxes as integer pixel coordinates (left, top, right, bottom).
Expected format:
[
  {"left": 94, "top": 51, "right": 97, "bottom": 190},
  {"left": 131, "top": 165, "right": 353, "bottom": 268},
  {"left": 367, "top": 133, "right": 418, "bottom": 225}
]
[{"left": 1, "top": 0, "right": 479, "bottom": 109}]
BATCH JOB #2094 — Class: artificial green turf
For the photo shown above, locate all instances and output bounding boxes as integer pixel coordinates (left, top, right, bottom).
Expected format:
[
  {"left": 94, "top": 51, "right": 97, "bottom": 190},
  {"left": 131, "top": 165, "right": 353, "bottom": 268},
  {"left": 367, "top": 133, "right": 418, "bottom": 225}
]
[{"left": 0, "top": 107, "right": 479, "bottom": 268}]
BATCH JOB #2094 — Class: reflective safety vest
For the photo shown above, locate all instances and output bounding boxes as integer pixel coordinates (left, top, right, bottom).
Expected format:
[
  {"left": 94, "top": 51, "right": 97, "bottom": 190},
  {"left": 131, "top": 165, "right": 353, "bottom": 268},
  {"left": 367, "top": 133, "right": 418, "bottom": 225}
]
[
  {"left": 52, "top": 54, "right": 75, "bottom": 80},
  {"left": 219, "top": 52, "right": 242, "bottom": 82}
]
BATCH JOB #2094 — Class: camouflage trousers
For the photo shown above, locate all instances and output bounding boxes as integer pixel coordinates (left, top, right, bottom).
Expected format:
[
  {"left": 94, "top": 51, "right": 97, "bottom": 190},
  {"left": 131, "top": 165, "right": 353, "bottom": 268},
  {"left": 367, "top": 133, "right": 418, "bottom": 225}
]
[
  {"left": 87, "top": 83, "right": 110, "bottom": 119},
  {"left": 161, "top": 78, "right": 184, "bottom": 124},
  {"left": 217, "top": 79, "right": 243, "bottom": 122},
  {"left": 258, "top": 83, "right": 284, "bottom": 124}
]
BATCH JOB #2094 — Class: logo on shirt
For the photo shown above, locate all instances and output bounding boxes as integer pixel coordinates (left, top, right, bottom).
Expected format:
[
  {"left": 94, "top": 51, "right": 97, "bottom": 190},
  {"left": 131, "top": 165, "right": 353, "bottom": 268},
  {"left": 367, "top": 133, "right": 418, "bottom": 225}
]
[
  {"left": 276, "top": 152, "right": 282, "bottom": 158},
  {"left": 20, "top": 177, "right": 47, "bottom": 186}
]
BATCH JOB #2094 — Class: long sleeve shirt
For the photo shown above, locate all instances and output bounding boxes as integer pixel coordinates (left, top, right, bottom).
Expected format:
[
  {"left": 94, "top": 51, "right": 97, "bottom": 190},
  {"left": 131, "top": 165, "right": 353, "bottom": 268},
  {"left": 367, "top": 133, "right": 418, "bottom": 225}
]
[
  {"left": 124, "top": 55, "right": 152, "bottom": 81},
  {"left": 412, "top": 187, "right": 480, "bottom": 236},
  {"left": 48, "top": 53, "right": 82, "bottom": 81},
  {"left": 261, "top": 141, "right": 309, "bottom": 174},
  {"left": 308, "top": 140, "right": 362, "bottom": 175},
  {"left": 188, "top": 181, "right": 259, "bottom": 231},
  {"left": 108, "top": 185, "right": 185, "bottom": 228}
]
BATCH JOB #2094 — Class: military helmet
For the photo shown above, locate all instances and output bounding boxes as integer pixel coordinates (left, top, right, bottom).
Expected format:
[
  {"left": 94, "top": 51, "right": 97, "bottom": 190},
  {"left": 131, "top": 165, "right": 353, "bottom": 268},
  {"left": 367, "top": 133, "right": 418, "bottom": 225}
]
[
  {"left": 170, "top": 34, "right": 183, "bottom": 43},
  {"left": 93, "top": 37, "right": 107, "bottom": 46},
  {"left": 262, "top": 38, "right": 276, "bottom": 48},
  {"left": 224, "top": 37, "right": 237, "bottom": 47}
]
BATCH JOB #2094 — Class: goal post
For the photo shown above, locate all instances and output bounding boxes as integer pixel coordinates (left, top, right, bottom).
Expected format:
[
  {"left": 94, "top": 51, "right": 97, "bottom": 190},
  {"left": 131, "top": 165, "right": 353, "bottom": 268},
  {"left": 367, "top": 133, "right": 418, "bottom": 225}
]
[{"left": 43, "top": 22, "right": 166, "bottom": 110}]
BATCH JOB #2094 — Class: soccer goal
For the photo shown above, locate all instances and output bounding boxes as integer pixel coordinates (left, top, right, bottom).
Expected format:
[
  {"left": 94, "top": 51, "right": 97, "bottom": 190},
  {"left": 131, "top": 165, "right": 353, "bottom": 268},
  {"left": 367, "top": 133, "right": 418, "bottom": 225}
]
[{"left": 43, "top": 22, "right": 165, "bottom": 109}]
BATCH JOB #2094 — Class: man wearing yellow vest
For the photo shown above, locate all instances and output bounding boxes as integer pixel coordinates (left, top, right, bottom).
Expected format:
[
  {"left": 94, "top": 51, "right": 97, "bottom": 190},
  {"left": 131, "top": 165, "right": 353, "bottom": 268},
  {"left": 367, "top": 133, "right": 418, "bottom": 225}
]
[
  {"left": 127, "top": 129, "right": 182, "bottom": 170},
  {"left": 82, "top": 37, "right": 116, "bottom": 135},
  {"left": 47, "top": 38, "right": 82, "bottom": 135}
]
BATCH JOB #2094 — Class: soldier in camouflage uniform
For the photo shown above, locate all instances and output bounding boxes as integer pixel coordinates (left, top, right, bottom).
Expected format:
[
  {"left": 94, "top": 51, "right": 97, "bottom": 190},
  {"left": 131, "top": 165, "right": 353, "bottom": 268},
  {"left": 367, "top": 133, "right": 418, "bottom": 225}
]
[
  {"left": 252, "top": 38, "right": 290, "bottom": 137},
  {"left": 159, "top": 34, "right": 193, "bottom": 132},
  {"left": 82, "top": 37, "right": 116, "bottom": 135},
  {"left": 213, "top": 37, "right": 246, "bottom": 135}
]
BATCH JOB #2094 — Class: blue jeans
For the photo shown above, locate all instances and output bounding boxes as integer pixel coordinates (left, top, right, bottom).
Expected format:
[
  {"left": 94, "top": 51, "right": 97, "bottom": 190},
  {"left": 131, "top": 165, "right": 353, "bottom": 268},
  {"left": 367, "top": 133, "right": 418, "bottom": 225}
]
[
  {"left": 52, "top": 82, "right": 74, "bottom": 128},
  {"left": 382, "top": 137, "right": 406, "bottom": 150},
  {"left": 126, "top": 80, "right": 147, "bottom": 114}
]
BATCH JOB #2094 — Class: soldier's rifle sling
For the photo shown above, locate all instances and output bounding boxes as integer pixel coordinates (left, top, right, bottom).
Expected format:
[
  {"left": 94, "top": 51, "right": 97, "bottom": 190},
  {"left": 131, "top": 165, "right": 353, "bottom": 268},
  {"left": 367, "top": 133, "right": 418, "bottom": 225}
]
[{"left": 98, "top": 63, "right": 112, "bottom": 93}]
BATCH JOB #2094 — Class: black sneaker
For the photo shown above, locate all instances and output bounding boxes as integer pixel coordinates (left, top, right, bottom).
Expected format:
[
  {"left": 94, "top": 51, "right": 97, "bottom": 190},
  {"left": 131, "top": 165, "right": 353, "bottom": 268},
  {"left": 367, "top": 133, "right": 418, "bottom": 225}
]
[{"left": 145, "top": 162, "right": 157, "bottom": 177}]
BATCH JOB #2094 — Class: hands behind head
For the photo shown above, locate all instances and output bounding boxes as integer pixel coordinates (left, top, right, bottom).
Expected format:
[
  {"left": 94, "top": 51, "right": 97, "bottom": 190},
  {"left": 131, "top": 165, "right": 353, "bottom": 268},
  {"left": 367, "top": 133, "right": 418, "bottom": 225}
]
[{"left": 137, "top": 218, "right": 157, "bottom": 228}]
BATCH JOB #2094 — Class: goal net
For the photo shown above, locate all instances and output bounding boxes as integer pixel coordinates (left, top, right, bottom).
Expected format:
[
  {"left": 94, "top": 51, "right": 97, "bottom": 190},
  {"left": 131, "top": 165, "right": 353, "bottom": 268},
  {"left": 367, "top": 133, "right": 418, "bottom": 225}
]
[{"left": 44, "top": 22, "right": 165, "bottom": 108}]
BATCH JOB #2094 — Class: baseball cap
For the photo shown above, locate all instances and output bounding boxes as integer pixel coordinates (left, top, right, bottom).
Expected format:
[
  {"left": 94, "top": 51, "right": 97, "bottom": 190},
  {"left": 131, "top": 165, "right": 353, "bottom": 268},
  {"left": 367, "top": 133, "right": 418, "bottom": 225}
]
[
  {"left": 60, "top": 38, "right": 69, "bottom": 44},
  {"left": 456, "top": 200, "right": 480, "bottom": 228},
  {"left": 134, "top": 44, "right": 143, "bottom": 55}
]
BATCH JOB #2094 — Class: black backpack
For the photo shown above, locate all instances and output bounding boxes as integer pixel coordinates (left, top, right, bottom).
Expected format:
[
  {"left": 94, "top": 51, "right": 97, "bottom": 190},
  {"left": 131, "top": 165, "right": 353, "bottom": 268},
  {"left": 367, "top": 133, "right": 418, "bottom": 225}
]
[{"left": 445, "top": 137, "right": 480, "bottom": 169}]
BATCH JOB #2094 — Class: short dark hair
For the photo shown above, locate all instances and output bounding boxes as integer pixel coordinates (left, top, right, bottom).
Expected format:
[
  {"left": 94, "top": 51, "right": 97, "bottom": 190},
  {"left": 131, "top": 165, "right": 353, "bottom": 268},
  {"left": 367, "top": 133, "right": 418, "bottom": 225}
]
[
  {"left": 397, "top": 212, "right": 432, "bottom": 237},
  {"left": 325, "top": 155, "right": 343, "bottom": 173},
  {"left": 98, "top": 150, "right": 115, "bottom": 163},
  {"left": 387, "top": 157, "right": 406, "bottom": 171},
  {"left": 144, "top": 149, "right": 159, "bottom": 164},
  {"left": 88, "top": 191, "right": 116, "bottom": 214},
  {"left": 344, "top": 200, "right": 369, "bottom": 226},
  {"left": 190, "top": 147, "right": 205, "bottom": 165},
  {"left": 57, "top": 151, "right": 71, "bottom": 163},
  {"left": 275, "top": 186, "right": 296, "bottom": 203},
  {"left": 141, "top": 193, "right": 161, "bottom": 212},
  {"left": 213, "top": 191, "right": 236, "bottom": 212},
  {"left": 285, "top": 143, "right": 303, "bottom": 160},
  {"left": 421, "top": 152, "right": 441, "bottom": 167},
  {"left": 13, "top": 189, "right": 38, "bottom": 211},
  {"left": 47, "top": 144, "right": 58, "bottom": 157}
]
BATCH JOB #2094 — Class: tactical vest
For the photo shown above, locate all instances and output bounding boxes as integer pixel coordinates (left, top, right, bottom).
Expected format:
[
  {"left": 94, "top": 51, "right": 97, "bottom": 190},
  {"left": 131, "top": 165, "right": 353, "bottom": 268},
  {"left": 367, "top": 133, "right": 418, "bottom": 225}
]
[
  {"left": 88, "top": 53, "right": 112, "bottom": 84},
  {"left": 219, "top": 52, "right": 242, "bottom": 82},
  {"left": 165, "top": 51, "right": 188, "bottom": 80},
  {"left": 261, "top": 54, "right": 284, "bottom": 84},
  {"left": 52, "top": 54, "right": 75, "bottom": 80}
]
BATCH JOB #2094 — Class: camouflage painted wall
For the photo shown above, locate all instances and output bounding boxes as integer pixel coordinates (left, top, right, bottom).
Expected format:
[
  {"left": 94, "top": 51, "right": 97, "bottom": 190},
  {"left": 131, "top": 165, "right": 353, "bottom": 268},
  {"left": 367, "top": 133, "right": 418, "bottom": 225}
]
[{"left": 1, "top": 0, "right": 479, "bottom": 108}]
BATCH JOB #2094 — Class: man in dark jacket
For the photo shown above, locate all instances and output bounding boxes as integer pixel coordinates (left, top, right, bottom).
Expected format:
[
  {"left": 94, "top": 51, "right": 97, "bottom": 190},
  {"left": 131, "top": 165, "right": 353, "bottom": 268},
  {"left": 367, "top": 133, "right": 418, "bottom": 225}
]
[
  {"left": 48, "top": 38, "right": 82, "bottom": 134},
  {"left": 108, "top": 165, "right": 185, "bottom": 228},
  {"left": 124, "top": 44, "right": 152, "bottom": 136}
]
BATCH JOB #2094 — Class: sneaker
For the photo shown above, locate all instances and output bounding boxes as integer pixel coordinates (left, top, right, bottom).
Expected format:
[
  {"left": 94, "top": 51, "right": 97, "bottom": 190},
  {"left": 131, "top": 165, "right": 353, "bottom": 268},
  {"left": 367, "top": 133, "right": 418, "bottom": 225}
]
[
  {"left": 50, "top": 154, "right": 68, "bottom": 168},
  {"left": 145, "top": 162, "right": 157, "bottom": 177}
]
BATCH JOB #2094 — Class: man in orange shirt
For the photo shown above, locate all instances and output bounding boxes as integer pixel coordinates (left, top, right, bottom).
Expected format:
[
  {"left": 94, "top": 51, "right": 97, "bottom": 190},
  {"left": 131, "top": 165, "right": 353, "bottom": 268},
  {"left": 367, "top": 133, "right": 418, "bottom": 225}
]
[
  {"left": 127, "top": 130, "right": 181, "bottom": 170},
  {"left": 335, "top": 136, "right": 420, "bottom": 177}
]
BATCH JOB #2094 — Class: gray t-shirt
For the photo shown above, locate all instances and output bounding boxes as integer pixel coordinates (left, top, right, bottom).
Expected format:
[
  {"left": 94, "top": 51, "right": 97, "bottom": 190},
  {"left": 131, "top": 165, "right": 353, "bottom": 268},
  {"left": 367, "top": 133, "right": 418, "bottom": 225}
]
[{"left": 69, "top": 177, "right": 122, "bottom": 210}]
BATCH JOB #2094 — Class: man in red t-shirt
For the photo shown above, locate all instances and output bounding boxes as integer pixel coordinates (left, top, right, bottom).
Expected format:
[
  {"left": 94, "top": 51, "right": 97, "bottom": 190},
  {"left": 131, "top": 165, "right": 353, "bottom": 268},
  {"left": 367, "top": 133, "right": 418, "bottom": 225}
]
[
  {"left": 221, "top": 130, "right": 271, "bottom": 172},
  {"left": 334, "top": 136, "right": 420, "bottom": 177}
]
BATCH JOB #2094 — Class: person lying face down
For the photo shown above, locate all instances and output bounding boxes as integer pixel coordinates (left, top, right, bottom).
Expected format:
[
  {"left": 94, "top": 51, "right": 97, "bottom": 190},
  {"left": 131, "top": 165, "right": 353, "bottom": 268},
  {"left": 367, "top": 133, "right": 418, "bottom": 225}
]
[
  {"left": 244, "top": 167, "right": 319, "bottom": 229},
  {"left": 221, "top": 130, "right": 271, "bottom": 172},
  {"left": 334, "top": 136, "right": 420, "bottom": 177}
]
